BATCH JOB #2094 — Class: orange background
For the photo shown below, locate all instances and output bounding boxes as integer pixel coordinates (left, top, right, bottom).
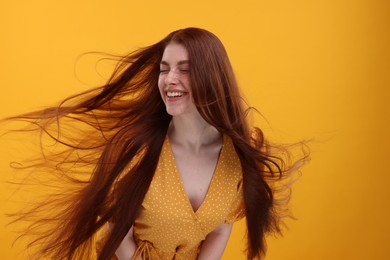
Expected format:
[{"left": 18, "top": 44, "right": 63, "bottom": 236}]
[{"left": 1, "top": 1, "right": 389, "bottom": 259}]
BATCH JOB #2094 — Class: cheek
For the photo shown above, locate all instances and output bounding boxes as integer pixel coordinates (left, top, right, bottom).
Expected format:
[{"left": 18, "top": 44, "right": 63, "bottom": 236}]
[
  {"left": 183, "top": 76, "right": 192, "bottom": 91},
  {"left": 157, "top": 75, "right": 165, "bottom": 92},
  {"left": 187, "top": 83, "right": 193, "bottom": 96}
]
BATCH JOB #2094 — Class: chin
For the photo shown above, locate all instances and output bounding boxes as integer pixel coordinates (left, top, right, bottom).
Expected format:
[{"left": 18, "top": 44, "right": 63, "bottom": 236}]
[
  {"left": 165, "top": 103, "right": 197, "bottom": 117},
  {"left": 166, "top": 107, "right": 185, "bottom": 116}
]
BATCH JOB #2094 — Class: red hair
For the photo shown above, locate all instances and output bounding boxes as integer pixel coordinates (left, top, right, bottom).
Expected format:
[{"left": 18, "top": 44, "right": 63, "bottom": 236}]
[{"left": 6, "top": 28, "right": 309, "bottom": 259}]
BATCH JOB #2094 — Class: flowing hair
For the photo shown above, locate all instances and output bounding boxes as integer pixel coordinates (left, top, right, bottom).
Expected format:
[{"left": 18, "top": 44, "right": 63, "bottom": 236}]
[{"left": 4, "top": 27, "right": 309, "bottom": 259}]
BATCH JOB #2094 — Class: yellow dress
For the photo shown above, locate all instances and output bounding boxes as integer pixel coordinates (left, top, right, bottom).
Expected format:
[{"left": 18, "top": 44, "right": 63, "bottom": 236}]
[{"left": 98, "top": 135, "right": 245, "bottom": 259}]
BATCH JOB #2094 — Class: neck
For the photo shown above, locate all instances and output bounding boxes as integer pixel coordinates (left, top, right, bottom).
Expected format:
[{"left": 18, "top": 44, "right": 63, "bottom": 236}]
[{"left": 168, "top": 111, "right": 221, "bottom": 153}]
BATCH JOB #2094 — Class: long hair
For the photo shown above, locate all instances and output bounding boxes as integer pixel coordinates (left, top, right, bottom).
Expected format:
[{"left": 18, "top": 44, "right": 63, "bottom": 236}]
[{"left": 5, "top": 28, "right": 308, "bottom": 259}]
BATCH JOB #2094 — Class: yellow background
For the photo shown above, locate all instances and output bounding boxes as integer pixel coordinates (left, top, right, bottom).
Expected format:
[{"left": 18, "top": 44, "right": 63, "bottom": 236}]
[{"left": 1, "top": 1, "right": 389, "bottom": 259}]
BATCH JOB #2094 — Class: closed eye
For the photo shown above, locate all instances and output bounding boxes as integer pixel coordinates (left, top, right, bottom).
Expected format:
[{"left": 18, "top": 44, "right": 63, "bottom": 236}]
[{"left": 159, "top": 66, "right": 169, "bottom": 73}]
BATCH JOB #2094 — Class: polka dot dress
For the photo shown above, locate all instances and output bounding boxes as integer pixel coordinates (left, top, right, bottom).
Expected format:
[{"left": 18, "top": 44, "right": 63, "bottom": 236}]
[
  {"left": 132, "top": 135, "right": 245, "bottom": 259},
  {"left": 96, "top": 135, "right": 245, "bottom": 260}
]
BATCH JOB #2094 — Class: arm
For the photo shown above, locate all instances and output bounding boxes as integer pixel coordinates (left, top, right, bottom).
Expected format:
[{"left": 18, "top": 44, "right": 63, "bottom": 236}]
[
  {"left": 108, "top": 222, "right": 138, "bottom": 260},
  {"left": 197, "top": 223, "right": 233, "bottom": 260}
]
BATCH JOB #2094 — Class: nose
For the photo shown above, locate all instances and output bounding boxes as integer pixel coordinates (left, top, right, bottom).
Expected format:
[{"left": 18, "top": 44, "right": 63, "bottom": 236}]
[{"left": 165, "top": 70, "right": 179, "bottom": 85}]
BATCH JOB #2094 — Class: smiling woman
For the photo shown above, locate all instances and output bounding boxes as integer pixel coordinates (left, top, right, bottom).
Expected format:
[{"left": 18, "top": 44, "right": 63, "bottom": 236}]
[
  {"left": 158, "top": 43, "right": 195, "bottom": 116},
  {"left": 4, "top": 27, "right": 309, "bottom": 260}
]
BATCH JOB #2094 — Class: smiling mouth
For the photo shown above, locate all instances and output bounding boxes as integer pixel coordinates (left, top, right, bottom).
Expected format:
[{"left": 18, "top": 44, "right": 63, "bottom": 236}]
[{"left": 167, "top": 91, "right": 184, "bottom": 98}]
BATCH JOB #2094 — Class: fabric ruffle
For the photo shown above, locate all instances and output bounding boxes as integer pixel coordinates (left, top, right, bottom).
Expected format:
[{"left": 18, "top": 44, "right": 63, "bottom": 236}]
[{"left": 132, "top": 240, "right": 159, "bottom": 260}]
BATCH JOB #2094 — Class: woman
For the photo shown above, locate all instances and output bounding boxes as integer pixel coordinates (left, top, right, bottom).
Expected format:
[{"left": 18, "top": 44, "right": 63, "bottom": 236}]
[{"left": 7, "top": 28, "right": 308, "bottom": 259}]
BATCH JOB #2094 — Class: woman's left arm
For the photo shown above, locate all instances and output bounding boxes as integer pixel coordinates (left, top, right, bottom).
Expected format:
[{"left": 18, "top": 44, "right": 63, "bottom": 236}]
[{"left": 197, "top": 223, "right": 233, "bottom": 260}]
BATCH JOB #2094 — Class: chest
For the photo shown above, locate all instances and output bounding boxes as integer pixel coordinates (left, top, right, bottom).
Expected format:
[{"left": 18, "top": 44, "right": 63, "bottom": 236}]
[
  {"left": 171, "top": 145, "right": 221, "bottom": 212},
  {"left": 135, "top": 137, "right": 243, "bottom": 238}
]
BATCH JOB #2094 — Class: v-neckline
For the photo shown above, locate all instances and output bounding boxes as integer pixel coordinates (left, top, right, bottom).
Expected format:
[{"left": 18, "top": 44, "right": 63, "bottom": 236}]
[{"left": 166, "top": 135, "right": 225, "bottom": 216}]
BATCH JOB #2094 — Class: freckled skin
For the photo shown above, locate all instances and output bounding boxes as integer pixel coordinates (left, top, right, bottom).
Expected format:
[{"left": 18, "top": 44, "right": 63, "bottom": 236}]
[{"left": 158, "top": 43, "right": 197, "bottom": 116}]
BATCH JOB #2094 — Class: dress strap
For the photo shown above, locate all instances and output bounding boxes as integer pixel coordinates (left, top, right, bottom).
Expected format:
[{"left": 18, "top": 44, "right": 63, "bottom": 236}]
[{"left": 132, "top": 240, "right": 159, "bottom": 260}]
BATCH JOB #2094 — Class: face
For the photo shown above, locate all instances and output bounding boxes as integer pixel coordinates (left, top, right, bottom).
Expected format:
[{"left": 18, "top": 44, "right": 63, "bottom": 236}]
[{"left": 158, "top": 42, "right": 197, "bottom": 116}]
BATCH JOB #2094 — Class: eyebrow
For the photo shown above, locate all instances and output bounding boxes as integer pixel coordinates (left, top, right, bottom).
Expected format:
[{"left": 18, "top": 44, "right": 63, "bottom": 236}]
[{"left": 160, "top": 60, "right": 190, "bottom": 65}]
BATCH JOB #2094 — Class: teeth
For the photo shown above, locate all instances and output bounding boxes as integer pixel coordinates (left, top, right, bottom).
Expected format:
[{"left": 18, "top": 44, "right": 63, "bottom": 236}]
[{"left": 167, "top": 91, "right": 184, "bottom": 97}]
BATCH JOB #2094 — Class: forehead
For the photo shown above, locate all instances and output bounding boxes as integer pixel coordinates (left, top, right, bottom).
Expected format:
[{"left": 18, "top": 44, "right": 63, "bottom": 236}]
[{"left": 161, "top": 42, "right": 189, "bottom": 63}]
